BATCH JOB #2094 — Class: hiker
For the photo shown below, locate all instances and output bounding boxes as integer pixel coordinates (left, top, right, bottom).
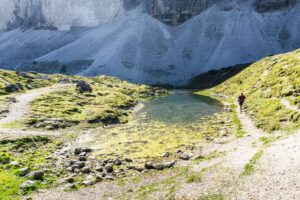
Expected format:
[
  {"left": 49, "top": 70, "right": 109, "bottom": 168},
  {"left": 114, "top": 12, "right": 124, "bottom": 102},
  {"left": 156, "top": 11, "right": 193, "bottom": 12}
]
[{"left": 238, "top": 93, "right": 246, "bottom": 113}]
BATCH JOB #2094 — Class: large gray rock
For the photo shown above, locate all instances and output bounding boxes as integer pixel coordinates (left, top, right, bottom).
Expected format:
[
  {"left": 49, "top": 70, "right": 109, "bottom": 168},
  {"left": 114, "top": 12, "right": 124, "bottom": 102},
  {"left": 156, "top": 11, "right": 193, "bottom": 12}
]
[
  {"left": 76, "top": 81, "right": 92, "bottom": 93},
  {"left": 20, "top": 180, "right": 35, "bottom": 189},
  {"left": 17, "top": 71, "right": 34, "bottom": 79},
  {"left": 26, "top": 170, "right": 44, "bottom": 180},
  {"left": 5, "top": 84, "right": 21, "bottom": 93}
]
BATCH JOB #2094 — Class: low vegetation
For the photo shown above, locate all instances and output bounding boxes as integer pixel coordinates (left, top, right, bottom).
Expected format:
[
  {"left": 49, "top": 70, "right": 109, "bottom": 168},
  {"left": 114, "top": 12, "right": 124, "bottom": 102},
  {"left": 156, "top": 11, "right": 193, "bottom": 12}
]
[
  {"left": 27, "top": 76, "right": 165, "bottom": 129},
  {"left": 0, "top": 136, "right": 60, "bottom": 200},
  {"left": 207, "top": 49, "right": 300, "bottom": 133}
]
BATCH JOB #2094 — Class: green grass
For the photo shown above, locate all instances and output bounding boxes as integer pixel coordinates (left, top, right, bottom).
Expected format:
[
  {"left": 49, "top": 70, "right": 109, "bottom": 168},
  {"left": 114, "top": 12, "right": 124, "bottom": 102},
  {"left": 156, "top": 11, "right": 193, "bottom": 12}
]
[
  {"left": 199, "top": 194, "right": 225, "bottom": 200},
  {"left": 242, "top": 149, "right": 263, "bottom": 176},
  {"left": 186, "top": 172, "right": 202, "bottom": 183},
  {"left": 231, "top": 105, "right": 246, "bottom": 138},
  {"left": 0, "top": 136, "right": 61, "bottom": 199},
  {"left": 193, "top": 151, "right": 226, "bottom": 164}
]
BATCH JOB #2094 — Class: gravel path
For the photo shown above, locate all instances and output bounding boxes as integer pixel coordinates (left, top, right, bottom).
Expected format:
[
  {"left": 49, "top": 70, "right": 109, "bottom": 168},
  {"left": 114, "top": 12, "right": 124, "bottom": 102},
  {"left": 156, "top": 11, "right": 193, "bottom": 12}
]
[
  {"left": 0, "top": 84, "right": 70, "bottom": 139},
  {"left": 235, "top": 130, "right": 300, "bottom": 200}
]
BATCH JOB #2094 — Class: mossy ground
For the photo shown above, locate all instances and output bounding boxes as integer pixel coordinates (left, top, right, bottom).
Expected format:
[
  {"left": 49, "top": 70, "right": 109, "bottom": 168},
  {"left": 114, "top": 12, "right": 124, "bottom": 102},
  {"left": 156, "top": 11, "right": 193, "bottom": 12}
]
[
  {"left": 0, "top": 69, "right": 66, "bottom": 95},
  {"left": 204, "top": 49, "right": 300, "bottom": 133},
  {"left": 0, "top": 136, "right": 61, "bottom": 200},
  {"left": 26, "top": 76, "right": 165, "bottom": 129}
]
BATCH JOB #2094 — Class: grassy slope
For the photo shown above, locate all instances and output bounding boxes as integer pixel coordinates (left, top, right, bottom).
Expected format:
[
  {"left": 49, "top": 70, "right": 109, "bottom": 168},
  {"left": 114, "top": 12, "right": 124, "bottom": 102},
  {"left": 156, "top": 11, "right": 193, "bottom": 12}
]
[
  {"left": 0, "top": 70, "right": 166, "bottom": 199},
  {"left": 28, "top": 76, "right": 164, "bottom": 129},
  {"left": 207, "top": 49, "right": 300, "bottom": 132},
  {"left": 0, "top": 69, "right": 165, "bottom": 129}
]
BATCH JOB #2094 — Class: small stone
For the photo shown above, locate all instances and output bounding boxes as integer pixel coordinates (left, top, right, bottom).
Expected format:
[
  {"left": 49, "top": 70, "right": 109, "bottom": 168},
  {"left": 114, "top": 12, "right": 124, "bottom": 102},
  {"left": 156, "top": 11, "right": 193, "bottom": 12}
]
[
  {"left": 79, "top": 156, "right": 87, "bottom": 161},
  {"left": 82, "top": 167, "right": 91, "bottom": 174},
  {"left": 95, "top": 166, "right": 103, "bottom": 172},
  {"left": 105, "top": 174, "right": 114, "bottom": 180},
  {"left": 179, "top": 153, "right": 190, "bottom": 160},
  {"left": 75, "top": 161, "right": 85, "bottom": 168},
  {"left": 10, "top": 161, "right": 20, "bottom": 167},
  {"left": 153, "top": 163, "right": 165, "bottom": 170},
  {"left": 73, "top": 168, "right": 81, "bottom": 173},
  {"left": 114, "top": 159, "right": 122, "bottom": 166},
  {"left": 82, "top": 148, "right": 92, "bottom": 153},
  {"left": 26, "top": 84, "right": 33, "bottom": 90},
  {"left": 164, "top": 161, "right": 176, "bottom": 168},
  {"left": 20, "top": 180, "right": 35, "bottom": 189},
  {"left": 74, "top": 148, "right": 82, "bottom": 155},
  {"left": 79, "top": 152, "right": 87, "bottom": 157},
  {"left": 95, "top": 174, "right": 103, "bottom": 182},
  {"left": 176, "top": 150, "right": 183, "bottom": 154},
  {"left": 145, "top": 161, "right": 155, "bottom": 170},
  {"left": 18, "top": 167, "right": 30, "bottom": 176},
  {"left": 82, "top": 180, "right": 95, "bottom": 186},
  {"left": 64, "top": 183, "right": 76, "bottom": 190},
  {"left": 125, "top": 158, "right": 133, "bottom": 162},
  {"left": 64, "top": 177, "right": 75, "bottom": 183},
  {"left": 105, "top": 164, "right": 114, "bottom": 173},
  {"left": 162, "top": 152, "right": 170, "bottom": 158}
]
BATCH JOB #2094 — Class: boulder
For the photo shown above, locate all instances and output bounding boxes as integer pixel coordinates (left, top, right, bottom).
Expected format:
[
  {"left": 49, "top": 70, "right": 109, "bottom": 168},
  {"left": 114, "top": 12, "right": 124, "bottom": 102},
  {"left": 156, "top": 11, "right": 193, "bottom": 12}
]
[
  {"left": 5, "top": 84, "right": 20, "bottom": 93},
  {"left": 27, "top": 170, "right": 44, "bottom": 180},
  {"left": 15, "top": 83, "right": 24, "bottom": 90},
  {"left": 76, "top": 81, "right": 92, "bottom": 93},
  {"left": 17, "top": 72, "right": 34, "bottom": 79},
  {"left": 18, "top": 167, "right": 30, "bottom": 176},
  {"left": 59, "top": 78, "right": 72, "bottom": 84}
]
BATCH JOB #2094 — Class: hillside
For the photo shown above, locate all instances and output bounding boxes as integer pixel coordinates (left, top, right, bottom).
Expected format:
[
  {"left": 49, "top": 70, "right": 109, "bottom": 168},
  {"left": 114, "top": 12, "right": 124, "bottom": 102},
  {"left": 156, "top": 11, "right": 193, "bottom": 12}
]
[
  {"left": 207, "top": 49, "right": 300, "bottom": 132},
  {"left": 0, "top": 69, "right": 165, "bottom": 130}
]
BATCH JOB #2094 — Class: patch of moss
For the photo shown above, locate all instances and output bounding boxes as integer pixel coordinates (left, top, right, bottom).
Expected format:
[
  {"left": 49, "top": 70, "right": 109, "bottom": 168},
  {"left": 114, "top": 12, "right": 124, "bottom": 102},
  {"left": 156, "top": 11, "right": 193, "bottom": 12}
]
[
  {"left": 199, "top": 194, "right": 225, "bottom": 200},
  {"left": 186, "top": 172, "right": 202, "bottom": 183},
  {"left": 242, "top": 149, "right": 263, "bottom": 176}
]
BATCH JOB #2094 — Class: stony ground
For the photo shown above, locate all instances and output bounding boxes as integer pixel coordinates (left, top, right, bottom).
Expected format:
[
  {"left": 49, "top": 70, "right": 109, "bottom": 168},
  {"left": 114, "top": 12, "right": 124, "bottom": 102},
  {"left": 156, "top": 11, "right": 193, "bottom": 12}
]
[{"left": 28, "top": 99, "right": 300, "bottom": 200}]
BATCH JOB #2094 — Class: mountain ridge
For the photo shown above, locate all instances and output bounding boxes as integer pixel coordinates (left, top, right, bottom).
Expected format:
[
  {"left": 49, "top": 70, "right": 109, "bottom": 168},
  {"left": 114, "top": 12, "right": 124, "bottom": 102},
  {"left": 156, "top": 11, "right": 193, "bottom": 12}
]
[{"left": 0, "top": 0, "right": 300, "bottom": 85}]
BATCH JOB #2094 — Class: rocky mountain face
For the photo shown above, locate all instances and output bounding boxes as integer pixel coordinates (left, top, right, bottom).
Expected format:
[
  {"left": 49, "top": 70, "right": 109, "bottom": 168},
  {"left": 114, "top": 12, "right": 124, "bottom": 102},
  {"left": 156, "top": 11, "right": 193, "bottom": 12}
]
[
  {"left": 125, "top": 0, "right": 222, "bottom": 26},
  {"left": 0, "top": 0, "right": 223, "bottom": 30},
  {"left": 0, "top": 0, "right": 300, "bottom": 85}
]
